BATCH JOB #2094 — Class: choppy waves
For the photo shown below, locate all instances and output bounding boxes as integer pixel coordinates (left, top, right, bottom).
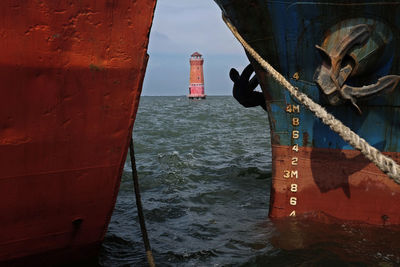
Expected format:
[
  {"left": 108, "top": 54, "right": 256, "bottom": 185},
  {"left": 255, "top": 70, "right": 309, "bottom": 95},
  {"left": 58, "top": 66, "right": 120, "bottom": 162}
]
[
  {"left": 99, "top": 96, "right": 400, "bottom": 266},
  {"left": 100, "top": 96, "right": 272, "bottom": 266}
]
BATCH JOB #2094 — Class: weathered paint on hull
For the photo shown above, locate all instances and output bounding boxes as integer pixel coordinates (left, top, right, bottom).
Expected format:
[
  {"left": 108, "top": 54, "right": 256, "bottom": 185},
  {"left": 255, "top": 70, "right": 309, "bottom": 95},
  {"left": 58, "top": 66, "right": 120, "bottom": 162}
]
[
  {"left": 0, "top": 0, "right": 156, "bottom": 264},
  {"left": 214, "top": 0, "right": 400, "bottom": 225},
  {"left": 271, "top": 145, "right": 400, "bottom": 225}
]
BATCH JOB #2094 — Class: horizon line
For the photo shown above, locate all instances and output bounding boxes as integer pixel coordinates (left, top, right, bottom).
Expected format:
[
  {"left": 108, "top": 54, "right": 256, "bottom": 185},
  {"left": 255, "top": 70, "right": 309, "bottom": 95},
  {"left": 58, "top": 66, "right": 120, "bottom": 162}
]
[{"left": 141, "top": 94, "right": 232, "bottom": 97}]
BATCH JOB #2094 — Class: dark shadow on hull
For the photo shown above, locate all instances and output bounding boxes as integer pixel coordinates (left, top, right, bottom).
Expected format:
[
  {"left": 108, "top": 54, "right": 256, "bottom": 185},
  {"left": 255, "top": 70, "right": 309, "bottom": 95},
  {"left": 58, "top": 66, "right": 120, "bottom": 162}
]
[{"left": 310, "top": 149, "right": 371, "bottom": 198}]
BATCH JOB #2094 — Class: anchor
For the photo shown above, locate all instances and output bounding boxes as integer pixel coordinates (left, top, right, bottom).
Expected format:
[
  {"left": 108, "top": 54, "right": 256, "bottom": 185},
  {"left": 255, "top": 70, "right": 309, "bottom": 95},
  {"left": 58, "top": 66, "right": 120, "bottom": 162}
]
[{"left": 314, "top": 24, "right": 400, "bottom": 113}]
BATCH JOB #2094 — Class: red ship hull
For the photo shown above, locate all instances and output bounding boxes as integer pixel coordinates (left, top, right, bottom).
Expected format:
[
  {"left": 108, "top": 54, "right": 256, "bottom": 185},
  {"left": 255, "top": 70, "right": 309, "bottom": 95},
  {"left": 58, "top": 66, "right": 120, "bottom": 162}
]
[
  {"left": 0, "top": 0, "right": 156, "bottom": 264},
  {"left": 270, "top": 145, "right": 400, "bottom": 225}
]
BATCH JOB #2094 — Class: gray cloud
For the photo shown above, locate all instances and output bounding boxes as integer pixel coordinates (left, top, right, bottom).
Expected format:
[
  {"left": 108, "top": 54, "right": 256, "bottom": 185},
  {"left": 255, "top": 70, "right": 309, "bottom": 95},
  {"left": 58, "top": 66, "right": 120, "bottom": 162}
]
[
  {"left": 148, "top": 0, "right": 243, "bottom": 55},
  {"left": 143, "top": 0, "right": 249, "bottom": 96}
]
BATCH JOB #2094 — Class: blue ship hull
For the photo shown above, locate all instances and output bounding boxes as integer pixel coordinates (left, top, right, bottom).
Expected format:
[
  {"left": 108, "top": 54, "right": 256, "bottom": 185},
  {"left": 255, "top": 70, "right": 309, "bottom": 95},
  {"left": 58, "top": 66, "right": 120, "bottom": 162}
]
[{"left": 215, "top": 0, "right": 400, "bottom": 225}]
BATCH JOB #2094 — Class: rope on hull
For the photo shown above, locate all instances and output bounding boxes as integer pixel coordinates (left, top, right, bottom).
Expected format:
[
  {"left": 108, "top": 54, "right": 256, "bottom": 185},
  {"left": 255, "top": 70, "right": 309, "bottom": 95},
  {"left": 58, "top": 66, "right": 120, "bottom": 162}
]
[{"left": 222, "top": 14, "right": 400, "bottom": 183}]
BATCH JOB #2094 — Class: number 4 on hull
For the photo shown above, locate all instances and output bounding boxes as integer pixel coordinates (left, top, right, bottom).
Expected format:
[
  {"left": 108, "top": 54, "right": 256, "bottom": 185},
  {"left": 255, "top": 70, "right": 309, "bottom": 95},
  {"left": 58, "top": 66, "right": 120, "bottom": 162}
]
[{"left": 292, "top": 144, "right": 299, "bottom": 152}]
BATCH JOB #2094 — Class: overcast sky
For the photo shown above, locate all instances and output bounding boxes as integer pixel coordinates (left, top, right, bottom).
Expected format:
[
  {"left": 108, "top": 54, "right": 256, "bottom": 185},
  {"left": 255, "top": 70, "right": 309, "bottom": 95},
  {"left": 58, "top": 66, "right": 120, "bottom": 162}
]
[{"left": 142, "top": 0, "right": 249, "bottom": 96}]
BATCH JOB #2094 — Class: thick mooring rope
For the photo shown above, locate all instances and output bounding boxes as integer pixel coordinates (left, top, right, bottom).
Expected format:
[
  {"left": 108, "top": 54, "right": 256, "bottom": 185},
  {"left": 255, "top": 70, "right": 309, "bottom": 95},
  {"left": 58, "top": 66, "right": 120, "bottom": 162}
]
[{"left": 222, "top": 14, "right": 400, "bottom": 183}]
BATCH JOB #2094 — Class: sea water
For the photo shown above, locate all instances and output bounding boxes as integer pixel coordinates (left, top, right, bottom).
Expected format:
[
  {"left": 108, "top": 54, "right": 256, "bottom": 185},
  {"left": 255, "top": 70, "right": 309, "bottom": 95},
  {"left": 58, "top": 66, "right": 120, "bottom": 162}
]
[{"left": 99, "top": 96, "right": 400, "bottom": 266}]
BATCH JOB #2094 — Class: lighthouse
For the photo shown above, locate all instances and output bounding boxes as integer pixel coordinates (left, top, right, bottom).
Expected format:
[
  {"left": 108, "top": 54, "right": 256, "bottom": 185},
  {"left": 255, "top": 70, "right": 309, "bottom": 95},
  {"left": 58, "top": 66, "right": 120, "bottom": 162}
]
[{"left": 188, "top": 52, "right": 206, "bottom": 99}]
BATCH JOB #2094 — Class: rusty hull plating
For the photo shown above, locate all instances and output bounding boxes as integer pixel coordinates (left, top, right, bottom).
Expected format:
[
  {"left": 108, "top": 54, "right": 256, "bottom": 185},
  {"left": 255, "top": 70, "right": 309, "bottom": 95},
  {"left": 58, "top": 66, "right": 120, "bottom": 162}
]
[
  {"left": 0, "top": 0, "right": 156, "bottom": 264},
  {"left": 214, "top": 0, "right": 400, "bottom": 225}
]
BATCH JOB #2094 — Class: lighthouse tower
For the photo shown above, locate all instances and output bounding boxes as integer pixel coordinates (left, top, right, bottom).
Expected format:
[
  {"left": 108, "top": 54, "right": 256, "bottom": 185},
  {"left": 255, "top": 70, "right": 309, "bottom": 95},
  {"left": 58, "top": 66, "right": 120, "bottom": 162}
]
[{"left": 188, "top": 52, "right": 206, "bottom": 99}]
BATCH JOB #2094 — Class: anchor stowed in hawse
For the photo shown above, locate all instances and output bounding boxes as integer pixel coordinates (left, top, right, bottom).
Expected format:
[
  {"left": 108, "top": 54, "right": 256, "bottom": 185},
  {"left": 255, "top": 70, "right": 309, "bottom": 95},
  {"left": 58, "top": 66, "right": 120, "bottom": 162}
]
[
  {"left": 215, "top": 0, "right": 400, "bottom": 225},
  {"left": 314, "top": 23, "right": 400, "bottom": 113}
]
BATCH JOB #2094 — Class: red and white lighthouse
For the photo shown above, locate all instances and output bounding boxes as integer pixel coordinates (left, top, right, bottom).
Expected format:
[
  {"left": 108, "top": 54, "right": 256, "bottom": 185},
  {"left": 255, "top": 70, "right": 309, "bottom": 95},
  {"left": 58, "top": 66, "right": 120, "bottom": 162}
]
[{"left": 188, "top": 52, "right": 206, "bottom": 99}]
